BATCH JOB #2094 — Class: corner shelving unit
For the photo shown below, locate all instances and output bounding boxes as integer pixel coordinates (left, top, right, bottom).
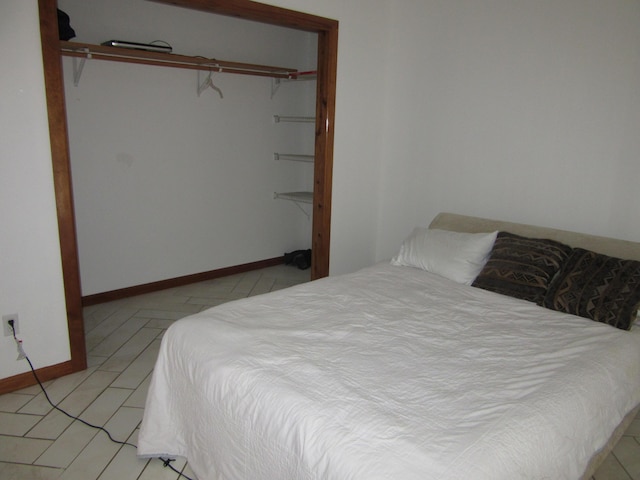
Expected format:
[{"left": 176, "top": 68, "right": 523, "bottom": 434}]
[
  {"left": 271, "top": 69, "right": 318, "bottom": 216},
  {"left": 273, "top": 152, "right": 315, "bottom": 218}
]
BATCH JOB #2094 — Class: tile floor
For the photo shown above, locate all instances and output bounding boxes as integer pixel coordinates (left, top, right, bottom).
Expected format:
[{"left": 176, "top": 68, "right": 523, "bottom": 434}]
[
  {"left": 1, "top": 264, "right": 639, "bottom": 480},
  {"left": 0, "top": 265, "right": 309, "bottom": 480}
]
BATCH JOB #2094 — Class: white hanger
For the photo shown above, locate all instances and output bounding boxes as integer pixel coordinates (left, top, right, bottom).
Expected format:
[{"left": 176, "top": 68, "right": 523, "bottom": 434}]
[{"left": 197, "top": 69, "right": 223, "bottom": 98}]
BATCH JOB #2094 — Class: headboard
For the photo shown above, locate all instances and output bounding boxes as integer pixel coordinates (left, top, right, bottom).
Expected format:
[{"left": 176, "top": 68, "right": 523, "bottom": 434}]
[{"left": 429, "top": 212, "right": 640, "bottom": 262}]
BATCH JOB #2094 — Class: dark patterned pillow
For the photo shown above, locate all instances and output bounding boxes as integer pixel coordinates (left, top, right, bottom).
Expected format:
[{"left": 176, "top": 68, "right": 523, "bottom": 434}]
[
  {"left": 472, "top": 232, "right": 573, "bottom": 305},
  {"left": 543, "top": 248, "right": 640, "bottom": 330}
]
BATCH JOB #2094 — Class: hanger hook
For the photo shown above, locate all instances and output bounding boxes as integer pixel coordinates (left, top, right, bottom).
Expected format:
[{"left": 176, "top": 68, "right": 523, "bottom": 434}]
[
  {"left": 208, "top": 68, "right": 224, "bottom": 99},
  {"left": 197, "top": 68, "right": 223, "bottom": 99}
]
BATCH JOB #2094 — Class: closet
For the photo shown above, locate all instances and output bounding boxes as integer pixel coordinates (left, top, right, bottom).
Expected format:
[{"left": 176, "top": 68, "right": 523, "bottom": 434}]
[
  {"left": 37, "top": 0, "right": 337, "bottom": 380},
  {"left": 57, "top": 0, "right": 319, "bottom": 298}
]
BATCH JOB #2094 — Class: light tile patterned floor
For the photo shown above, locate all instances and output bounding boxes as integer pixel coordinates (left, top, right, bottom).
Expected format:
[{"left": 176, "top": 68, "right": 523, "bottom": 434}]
[
  {"left": 0, "top": 265, "right": 309, "bottom": 480},
  {"left": 1, "top": 264, "right": 639, "bottom": 479}
]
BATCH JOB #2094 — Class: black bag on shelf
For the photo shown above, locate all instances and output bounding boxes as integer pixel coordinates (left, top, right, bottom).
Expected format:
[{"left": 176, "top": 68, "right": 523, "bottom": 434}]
[{"left": 57, "top": 9, "right": 76, "bottom": 41}]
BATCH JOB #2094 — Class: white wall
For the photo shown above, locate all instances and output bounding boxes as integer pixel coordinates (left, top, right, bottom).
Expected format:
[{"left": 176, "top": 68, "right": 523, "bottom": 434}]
[
  {"left": 0, "top": 0, "right": 71, "bottom": 378},
  {"left": 376, "top": 0, "right": 640, "bottom": 260},
  {"left": 59, "top": 0, "right": 318, "bottom": 295}
]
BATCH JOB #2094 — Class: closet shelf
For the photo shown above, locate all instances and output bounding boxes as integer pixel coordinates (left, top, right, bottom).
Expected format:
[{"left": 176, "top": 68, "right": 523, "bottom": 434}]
[
  {"left": 274, "top": 191, "right": 313, "bottom": 219},
  {"left": 274, "top": 153, "right": 314, "bottom": 163},
  {"left": 271, "top": 71, "right": 317, "bottom": 97},
  {"left": 273, "top": 115, "right": 315, "bottom": 123},
  {"left": 60, "top": 41, "right": 299, "bottom": 79},
  {"left": 287, "top": 70, "right": 317, "bottom": 80},
  {"left": 274, "top": 191, "right": 313, "bottom": 204}
]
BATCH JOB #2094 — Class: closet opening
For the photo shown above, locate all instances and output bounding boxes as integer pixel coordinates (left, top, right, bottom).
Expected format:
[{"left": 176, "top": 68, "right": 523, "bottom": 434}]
[{"left": 36, "top": 0, "right": 337, "bottom": 383}]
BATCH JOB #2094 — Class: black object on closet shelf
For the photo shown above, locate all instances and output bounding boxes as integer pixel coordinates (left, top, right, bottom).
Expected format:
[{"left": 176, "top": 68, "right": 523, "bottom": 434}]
[
  {"left": 284, "top": 249, "right": 312, "bottom": 270},
  {"left": 57, "top": 9, "right": 76, "bottom": 41}
]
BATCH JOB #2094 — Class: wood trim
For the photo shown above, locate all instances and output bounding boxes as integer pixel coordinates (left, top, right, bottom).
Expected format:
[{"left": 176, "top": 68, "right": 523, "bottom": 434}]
[
  {"left": 38, "top": 0, "right": 87, "bottom": 373},
  {"left": 311, "top": 26, "right": 338, "bottom": 280},
  {"left": 151, "top": 0, "right": 338, "bottom": 32},
  {"left": 82, "top": 257, "right": 286, "bottom": 306},
  {"left": 0, "top": 361, "right": 74, "bottom": 396}
]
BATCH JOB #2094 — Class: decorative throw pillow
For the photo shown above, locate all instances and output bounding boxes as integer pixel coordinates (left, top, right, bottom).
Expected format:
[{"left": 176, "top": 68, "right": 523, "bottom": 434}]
[
  {"left": 472, "top": 232, "right": 573, "bottom": 305},
  {"left": 391, "top": 228, "right": 498, "bottom": 285},
  {"left": 543, "top": 248, "right": 640, "bottom": 330}
]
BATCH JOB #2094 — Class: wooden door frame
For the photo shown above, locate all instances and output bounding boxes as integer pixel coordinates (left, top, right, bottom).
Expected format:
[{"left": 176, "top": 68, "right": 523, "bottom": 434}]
[{"left": 37, "top": 0, "right": 337, "bottom": 379}]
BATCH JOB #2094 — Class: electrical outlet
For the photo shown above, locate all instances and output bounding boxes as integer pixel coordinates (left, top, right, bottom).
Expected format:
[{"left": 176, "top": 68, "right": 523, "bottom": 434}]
[{"left": 3, "top": 314, "right": 19, "bottom": 337}]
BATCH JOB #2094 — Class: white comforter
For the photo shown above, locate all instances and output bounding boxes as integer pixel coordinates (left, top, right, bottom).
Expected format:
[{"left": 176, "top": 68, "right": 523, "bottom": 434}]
[{"left": 138, "top": 263, "right": 640, "bottom": 480}]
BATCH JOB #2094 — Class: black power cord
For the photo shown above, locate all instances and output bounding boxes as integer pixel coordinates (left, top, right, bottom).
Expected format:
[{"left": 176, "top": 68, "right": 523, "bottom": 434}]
[{"left": 8, "top": 320, "right": 194, "bottom": 480}]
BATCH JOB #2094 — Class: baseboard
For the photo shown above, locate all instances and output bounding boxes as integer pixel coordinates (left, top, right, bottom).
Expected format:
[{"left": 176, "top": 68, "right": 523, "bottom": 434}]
[
  {"left": 82, "top": 256, "right": 285, "bottom": 306},
  {"left": 0, "top": 360, "right": 74, "bottom": 395}
]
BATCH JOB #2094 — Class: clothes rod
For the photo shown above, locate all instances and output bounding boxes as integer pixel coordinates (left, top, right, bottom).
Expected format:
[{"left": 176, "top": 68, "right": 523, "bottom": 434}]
[{"left": 60, "top": 41, "right": 298, "bottom": 80}]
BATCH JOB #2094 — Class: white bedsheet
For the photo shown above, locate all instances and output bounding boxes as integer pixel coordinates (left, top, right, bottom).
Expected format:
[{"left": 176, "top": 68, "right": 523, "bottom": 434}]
[{"left": 138, "top": 263, "right": 640, "bottom": 480}]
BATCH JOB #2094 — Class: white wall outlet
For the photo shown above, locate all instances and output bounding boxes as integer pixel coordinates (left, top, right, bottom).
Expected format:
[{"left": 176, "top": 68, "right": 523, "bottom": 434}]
[{"left": 3, "top": 314, "right": 19, "bottom": 337}]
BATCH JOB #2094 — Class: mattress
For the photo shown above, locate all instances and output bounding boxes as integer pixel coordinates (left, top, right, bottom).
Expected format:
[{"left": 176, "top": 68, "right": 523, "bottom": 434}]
[{"left": 138, "top": 262, "right": 640, "bottom": 480}]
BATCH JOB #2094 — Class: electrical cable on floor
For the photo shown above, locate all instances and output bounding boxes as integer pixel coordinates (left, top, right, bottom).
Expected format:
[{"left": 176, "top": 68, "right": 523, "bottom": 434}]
[{"left": 8, "top": 321, "right": 194, "bottom": 480}]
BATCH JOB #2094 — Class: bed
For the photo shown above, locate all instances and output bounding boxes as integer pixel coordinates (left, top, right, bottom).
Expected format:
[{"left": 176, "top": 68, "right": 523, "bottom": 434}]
[{"left": 138, "top": 213, "right": 640, "bottom": 480}]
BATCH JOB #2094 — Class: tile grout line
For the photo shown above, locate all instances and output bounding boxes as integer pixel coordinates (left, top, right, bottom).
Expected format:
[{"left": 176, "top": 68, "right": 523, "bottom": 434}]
[
  {"left": 87, "top": 311, "right": 147, "bottom": 357},
  {"left": 28, "top": 316, "right": 144, "bottom": 469},
  {"left": 28, "top": 382, "right": 137, "bottom": 466}
]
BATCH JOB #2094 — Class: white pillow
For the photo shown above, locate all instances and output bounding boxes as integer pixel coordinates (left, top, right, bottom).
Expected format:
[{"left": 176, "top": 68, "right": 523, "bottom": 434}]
[{"left": 391, "top": 228, "right": 498, "bottom": 285}]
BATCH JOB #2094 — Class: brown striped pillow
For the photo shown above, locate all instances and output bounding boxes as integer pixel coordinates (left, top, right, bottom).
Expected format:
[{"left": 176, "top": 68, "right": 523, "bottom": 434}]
[
  {"left": 543, "top": 248, "right": 640, "bottom": 330},
  {"left": 472, "top": 232, "right": 573, "bottom": 305}
]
